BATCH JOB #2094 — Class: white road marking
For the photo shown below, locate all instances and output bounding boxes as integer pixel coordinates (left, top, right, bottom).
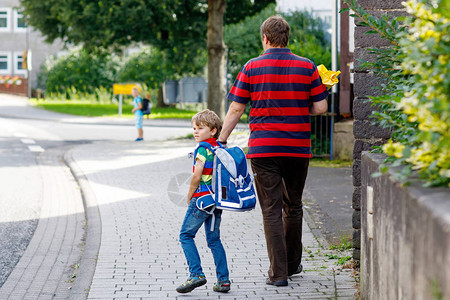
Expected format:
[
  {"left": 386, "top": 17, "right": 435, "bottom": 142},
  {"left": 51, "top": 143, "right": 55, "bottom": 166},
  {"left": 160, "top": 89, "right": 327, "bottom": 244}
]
[
  {"left": 28, "top": 145, "right": 45, "bottom": 152},
  {"left": 14, "top": 133, "right": 27, "bottom": 138},
  {"left": 21, "top": 138, "right": 36, "bottom": 144}
]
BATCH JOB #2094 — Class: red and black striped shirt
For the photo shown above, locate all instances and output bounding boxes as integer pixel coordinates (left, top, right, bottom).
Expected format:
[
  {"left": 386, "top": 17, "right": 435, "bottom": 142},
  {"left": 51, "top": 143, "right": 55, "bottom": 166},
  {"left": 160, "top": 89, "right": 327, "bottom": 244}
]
[{"left": 228, "top": 48, "right": 328, "bottom": 158}]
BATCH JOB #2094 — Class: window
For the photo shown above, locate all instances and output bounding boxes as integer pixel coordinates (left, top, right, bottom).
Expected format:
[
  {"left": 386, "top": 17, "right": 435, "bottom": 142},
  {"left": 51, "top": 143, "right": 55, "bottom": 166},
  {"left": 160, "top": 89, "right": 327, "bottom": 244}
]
[
  {"left": 0, "top": 8, "right": 11, "bottom": 32},
  {"left": 14, "top": 10, "right": 26, "bottom": 32},
  {"left": 0, "top": 52, "right": 11, "bottom": 74},
  {"left": 14, "top": 52, "right": 27, "bottom": 75}
]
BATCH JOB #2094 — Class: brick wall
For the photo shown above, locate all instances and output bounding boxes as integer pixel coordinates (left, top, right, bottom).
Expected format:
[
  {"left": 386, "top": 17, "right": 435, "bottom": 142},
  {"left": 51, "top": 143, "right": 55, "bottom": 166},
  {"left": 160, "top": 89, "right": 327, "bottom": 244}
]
[
  {"left": 351, "top": 0, "right": 404, "bottom": 262},
  {"left": 0, "top": 78, "right": 28, "bottom": 96}
]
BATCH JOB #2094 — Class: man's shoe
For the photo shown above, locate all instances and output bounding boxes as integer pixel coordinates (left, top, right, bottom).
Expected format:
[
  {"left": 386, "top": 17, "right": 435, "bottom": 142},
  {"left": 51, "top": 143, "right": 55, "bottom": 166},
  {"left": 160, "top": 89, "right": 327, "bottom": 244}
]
[
  {"left": 266, "top": 278, "right": 288, "bottom": 286},
  {"left": 176, "top": 275, "right": 207, "bottom": 293},
  {"left": 135, "top": 138, "right": 143, "bottom": 142},
  {"left": 213, "top": 280, "right": 231, "bottom": 293},
  {"left": 288, "top": 264, "right": 303, "bottom": 276}
]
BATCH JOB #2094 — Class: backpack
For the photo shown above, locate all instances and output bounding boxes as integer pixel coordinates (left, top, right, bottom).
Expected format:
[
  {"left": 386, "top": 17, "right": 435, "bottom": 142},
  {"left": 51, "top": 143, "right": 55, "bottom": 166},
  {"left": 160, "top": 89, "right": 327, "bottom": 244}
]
[
  {"left": 141, "top": 98, "right": 150, "bottom": 113},
  {"left": 193, "top": 141, "right": 257, "bottom": 215}
]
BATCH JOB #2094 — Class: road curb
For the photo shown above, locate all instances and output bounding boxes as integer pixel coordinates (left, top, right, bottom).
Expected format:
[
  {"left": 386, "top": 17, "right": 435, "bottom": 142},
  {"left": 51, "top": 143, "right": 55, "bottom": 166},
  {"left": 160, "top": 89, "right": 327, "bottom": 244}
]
[
  {"left": 64, "top": 147, "right": 102, "bottom": 300},
  {"left": 302, "top": 188, "right": 331, "bottom": 249}
]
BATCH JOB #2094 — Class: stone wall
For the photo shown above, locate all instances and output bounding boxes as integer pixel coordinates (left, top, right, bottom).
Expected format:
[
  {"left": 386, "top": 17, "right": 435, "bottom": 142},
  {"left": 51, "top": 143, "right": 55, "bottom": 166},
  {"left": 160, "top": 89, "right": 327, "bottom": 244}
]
[
  {"left": 361, "top": 152, "right": 450, "bottom": 299},
  {"left": 351, "top": 0, "right": 404, "bottom": 262},
  {"left": 332, "top": 120, "right": 354, "bottom": 161}
]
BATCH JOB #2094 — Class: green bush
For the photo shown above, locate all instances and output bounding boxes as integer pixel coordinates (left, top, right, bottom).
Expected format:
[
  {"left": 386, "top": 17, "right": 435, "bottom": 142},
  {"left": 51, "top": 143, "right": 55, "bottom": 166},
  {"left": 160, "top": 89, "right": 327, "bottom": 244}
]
[
  {"left": 286, "top": 10, "right": 331, "bottom": 69},
  {"left": 41, "top": 48, "right": 119, "bottom": 98},
  {"left": 225, "top": 4, "right": 331, "bottom": 80},
  {"left": 343, "top": 0, "right": 449, "bottom": 187},
  {"left": 118, "top": 47, "right": 206, "bottom": 89}
]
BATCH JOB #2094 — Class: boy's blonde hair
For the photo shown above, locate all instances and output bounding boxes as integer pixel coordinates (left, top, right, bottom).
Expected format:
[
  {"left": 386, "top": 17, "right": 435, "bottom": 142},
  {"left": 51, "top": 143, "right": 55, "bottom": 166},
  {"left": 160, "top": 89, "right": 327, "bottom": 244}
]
[{"left": 192, "top": 109, "right": 222, "bottom": 139}]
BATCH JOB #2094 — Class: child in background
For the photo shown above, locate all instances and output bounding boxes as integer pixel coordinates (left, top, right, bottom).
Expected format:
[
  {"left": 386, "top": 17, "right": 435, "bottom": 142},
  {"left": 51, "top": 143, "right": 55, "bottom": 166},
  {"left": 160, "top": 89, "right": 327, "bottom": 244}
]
[
  {"left": 131, "top": 87, "right": 144, "bottom": 141},
  {"left": 177, "top": 109, "right": 231, "bottom": 294},
  {"left": 142, "top": 92, "right": 151, "bottom": 119}
]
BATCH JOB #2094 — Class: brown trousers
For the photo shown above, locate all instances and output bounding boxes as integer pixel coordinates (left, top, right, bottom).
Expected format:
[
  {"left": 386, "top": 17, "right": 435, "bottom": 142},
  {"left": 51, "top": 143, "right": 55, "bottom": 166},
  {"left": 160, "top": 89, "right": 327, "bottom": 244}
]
[{"left": 251, "top": 157, "right": 309, "bottom": 281}]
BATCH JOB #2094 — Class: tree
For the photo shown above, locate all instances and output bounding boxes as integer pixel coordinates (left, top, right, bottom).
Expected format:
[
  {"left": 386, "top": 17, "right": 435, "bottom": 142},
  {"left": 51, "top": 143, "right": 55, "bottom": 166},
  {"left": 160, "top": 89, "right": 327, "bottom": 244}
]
[
  {"left": 20, "top": 0, "right": 275, "bottom": 117},
  {"left": 118, "top": 46, "right": 207, "bottom": 107},
  {"left": 41, "top": 48, "right": 119, "bottom": 95},
  {"left": 225, "top": 4, "right": 331, "bottom": 81},
  {"left": 285, "top": 10, "right": 331, "bottom": 69},
  {"left": 225, "top": 4, "right": 276, "bottom": 82}
]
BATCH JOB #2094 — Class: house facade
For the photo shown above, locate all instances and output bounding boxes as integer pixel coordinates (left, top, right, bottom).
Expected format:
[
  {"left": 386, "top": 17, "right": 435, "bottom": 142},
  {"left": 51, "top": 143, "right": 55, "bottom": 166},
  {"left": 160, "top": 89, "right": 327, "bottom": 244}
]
[{"left": 0, "top": 0, "right": 63, "bottom": 96}]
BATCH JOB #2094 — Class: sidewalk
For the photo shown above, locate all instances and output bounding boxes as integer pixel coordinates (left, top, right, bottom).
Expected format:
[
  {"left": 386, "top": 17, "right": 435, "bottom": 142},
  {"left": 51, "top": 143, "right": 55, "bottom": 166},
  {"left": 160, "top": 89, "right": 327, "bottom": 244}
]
[
  {"left": 67, "top": 138, "right": 357, "bottom": 299},
  {"left": 0, "top": 94, "right": 358, "bottom": 298}
]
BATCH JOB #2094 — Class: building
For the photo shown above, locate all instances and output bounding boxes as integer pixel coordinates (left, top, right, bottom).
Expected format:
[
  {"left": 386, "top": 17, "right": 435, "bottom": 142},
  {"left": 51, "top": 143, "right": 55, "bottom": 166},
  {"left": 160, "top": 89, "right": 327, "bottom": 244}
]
[
  {"left": 278, "top": 0, "right": 333, "bottom": 32},
  {"left": 0, "top": 0, "right": 64, "bottom": 96}
]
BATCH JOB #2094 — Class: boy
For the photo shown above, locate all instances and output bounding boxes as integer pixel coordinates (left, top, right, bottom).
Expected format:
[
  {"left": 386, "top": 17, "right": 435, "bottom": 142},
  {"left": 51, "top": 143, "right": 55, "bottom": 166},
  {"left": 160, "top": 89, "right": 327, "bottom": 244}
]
[
  {"left": 131, "top": 87, "right": 144, "bottom": 141},
  {"left": 177, "top": 109, "right": 231, "bottom": 294}
]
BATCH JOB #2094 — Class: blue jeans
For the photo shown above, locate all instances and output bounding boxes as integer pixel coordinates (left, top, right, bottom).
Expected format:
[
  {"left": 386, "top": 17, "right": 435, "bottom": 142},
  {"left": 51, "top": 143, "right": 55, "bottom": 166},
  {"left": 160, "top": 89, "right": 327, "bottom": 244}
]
[{"left": 179, "top": 199, "right": 229, "bottom": 281}]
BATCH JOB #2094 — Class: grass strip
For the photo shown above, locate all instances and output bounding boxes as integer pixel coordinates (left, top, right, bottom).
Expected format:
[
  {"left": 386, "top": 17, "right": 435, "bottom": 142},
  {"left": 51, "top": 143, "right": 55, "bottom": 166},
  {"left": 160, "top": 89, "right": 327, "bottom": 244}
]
[{"left": 29, "top": 99, "right": 197, "bottom": 119}]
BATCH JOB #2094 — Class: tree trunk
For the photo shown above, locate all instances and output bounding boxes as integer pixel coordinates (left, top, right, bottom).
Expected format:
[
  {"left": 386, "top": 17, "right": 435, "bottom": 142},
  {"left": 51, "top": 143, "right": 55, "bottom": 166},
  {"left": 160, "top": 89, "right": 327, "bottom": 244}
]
[
  {"left": 157, "top": 84, "right": 168, "bottom": 108},
  {"left": 207, "top": 0, "right": 226, "bottom": 119}
]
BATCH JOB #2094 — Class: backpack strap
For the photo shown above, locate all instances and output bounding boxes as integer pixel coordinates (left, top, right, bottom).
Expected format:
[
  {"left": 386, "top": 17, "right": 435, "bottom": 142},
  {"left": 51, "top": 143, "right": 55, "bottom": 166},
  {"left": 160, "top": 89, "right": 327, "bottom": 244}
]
[{"left": 193, "top": 141, "right": 222, "bottom": 164}]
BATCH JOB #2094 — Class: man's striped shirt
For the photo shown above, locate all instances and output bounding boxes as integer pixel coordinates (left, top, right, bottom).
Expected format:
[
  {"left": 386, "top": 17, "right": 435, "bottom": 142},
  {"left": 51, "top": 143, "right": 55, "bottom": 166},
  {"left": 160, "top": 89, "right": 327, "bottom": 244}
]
[{"left": 227, "top": 48, "right": 328, "bottom": 158}]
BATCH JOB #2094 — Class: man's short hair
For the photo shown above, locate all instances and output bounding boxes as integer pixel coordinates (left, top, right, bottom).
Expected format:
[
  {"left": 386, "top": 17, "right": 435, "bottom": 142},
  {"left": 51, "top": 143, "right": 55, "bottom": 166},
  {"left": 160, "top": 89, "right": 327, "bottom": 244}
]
[
  {"left": 192, "top": 109, "right": 222, "bottom": 139},
  {"left": 260, "top": 15, "right": 290, "bottom": 47}
]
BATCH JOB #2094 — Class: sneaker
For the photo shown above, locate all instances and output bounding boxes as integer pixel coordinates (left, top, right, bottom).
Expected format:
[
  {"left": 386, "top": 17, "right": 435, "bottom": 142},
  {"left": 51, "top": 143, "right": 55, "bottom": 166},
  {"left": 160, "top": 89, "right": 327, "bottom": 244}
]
[
  {"left": 288, "top": 264, "right": 303, "bottom": 276},
  {"left": 135, "top": 138, "right": 143, "bottom": 142},
  {"left": 213, "top": 280, "right": 231, "bottom": 293},
  {"left": 176, "top": 275, "right": 207, "bottom": 293},
  {"left": 266, "top": 278, "right": 288, "bottom": 286}
]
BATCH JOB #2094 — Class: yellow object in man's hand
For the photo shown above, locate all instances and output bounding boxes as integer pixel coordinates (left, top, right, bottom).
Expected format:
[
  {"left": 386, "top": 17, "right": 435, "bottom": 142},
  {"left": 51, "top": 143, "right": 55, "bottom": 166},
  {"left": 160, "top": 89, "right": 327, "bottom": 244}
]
[{"left": 317, "top": 64, "right": 341, "bottom": 90}]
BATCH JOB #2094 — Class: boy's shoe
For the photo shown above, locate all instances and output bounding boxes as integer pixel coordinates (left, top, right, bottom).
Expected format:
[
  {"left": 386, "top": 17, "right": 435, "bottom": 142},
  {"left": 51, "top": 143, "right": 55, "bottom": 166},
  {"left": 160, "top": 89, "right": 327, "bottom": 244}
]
[
  {"left": 266, "top": 278, "right": 288, "bottom": 286},
  {"left": 176, "top": 275, "right": 207, "bottom": 293},
  {"left": 213, "top": 280, "right": 231, "bottom": 293},
  {"left": 135, "top": 138, "right": 144, "bottom": 142}
]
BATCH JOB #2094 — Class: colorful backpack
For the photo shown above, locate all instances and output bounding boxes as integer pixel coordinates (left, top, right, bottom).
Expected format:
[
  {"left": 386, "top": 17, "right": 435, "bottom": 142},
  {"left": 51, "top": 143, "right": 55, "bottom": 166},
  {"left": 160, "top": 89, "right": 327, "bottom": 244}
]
[{"left": 193, "top": 141, "right": 257, "bottom": 217}]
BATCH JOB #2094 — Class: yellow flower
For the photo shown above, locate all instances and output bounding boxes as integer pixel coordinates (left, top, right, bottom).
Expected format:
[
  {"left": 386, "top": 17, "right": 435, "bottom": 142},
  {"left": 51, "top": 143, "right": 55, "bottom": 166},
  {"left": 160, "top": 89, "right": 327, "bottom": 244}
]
[
  {"left": 438, "top": 55, "right": 448, "bottom": 65},
  {"left": 420, "top": 29, "right": 441, "bottom": 41},
  {"left": 382, "top": 140, "right": 405, "bottom": 158},
  {"left": 317, "top": 64, "right": 341, "bottom": 90}
]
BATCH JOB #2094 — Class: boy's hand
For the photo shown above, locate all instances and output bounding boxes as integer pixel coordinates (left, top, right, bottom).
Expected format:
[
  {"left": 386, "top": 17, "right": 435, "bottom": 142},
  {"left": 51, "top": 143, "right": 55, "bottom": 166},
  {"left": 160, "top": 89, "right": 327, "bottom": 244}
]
[{"left": 186, "top": 158, "right": 204, "bottom": 206}]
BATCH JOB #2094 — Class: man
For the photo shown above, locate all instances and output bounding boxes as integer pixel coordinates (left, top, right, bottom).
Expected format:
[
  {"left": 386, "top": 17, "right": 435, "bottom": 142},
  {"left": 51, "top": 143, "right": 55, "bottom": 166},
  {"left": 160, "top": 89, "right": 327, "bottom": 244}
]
[{"left": 218, "top": 15, "right": 328, "bottom": 287}]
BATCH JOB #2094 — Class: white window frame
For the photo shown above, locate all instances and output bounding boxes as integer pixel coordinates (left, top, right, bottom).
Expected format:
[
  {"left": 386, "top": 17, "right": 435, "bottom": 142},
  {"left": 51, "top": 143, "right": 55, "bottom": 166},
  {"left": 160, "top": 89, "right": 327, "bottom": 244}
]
[
  {"left": 0, "top": 8, "right": 12, "bottom": 33},
  {"left": 0, "top": 51, "right": 12, "bottom": 75},
  {"left": 13, "top": 9, "right": 26, "bottom": 32},
  {"left": 14, "top": 51, "right": 27, "bottom": 76}
]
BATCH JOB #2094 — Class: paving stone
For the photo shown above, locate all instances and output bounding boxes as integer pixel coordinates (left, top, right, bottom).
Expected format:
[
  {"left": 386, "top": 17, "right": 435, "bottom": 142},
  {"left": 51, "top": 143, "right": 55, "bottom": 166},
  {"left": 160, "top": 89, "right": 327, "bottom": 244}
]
[
  {"left": 0, "top": 149, "right": 85, "bottom": 298},
  {"left": 69, "top": 140, "right": 359, "bottom": 299}
]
